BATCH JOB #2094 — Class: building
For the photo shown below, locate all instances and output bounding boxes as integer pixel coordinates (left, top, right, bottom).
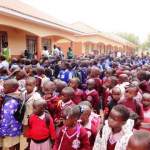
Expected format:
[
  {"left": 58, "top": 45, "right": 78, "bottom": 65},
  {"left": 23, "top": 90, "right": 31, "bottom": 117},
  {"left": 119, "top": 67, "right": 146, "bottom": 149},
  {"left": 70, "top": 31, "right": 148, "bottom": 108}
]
[{"left": 0, "top": 0, "right": 136, "bottom": 59}]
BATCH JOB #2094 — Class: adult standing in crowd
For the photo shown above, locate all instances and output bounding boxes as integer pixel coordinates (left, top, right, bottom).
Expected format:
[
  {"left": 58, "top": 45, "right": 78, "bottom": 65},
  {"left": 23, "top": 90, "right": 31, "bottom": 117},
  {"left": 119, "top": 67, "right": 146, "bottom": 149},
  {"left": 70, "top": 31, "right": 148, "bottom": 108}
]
[
  {"left": 67, "top": 47, "right": 74, "bottom": 59},
  {"left": 52, "top": 45, "right": 60, "bottom": 58},
  {"left": 42, "top": 46, "right": 50, "bottom": 58},
  {"left": 2, "top": 42, "right": 10, "bottom": 61}
]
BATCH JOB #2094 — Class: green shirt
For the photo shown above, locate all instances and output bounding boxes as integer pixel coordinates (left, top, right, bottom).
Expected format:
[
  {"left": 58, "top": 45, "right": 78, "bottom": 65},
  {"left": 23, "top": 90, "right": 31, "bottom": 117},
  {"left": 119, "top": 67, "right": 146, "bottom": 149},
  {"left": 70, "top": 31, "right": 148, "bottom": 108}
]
[
  {"left": 2, "top": 48, "right": 10, "bottom": 60},
  {"left": 67, "top": 51, "right": 74, "bottom": 59}
]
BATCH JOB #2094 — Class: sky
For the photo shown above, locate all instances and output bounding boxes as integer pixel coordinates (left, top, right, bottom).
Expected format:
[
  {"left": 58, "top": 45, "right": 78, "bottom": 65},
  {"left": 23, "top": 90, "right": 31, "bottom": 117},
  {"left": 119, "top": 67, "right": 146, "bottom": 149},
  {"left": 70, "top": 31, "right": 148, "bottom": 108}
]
[{"left": 22, "top": 0, "right": 150, "bottom": 43}]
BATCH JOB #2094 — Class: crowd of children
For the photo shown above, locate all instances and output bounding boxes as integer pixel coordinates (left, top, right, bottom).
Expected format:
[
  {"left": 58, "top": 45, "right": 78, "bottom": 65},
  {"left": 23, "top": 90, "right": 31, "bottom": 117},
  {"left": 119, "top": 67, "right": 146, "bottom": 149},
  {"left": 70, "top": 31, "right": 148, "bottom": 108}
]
[{"left": 0, "top": 54, "right": 150, "bottom": 150}]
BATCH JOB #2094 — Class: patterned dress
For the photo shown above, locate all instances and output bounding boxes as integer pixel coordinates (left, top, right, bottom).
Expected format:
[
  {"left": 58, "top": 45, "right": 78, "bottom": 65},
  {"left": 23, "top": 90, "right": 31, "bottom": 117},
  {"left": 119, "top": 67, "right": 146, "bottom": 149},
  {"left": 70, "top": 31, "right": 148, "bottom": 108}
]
[{"left": 0, "top": 96, "right": 22, "bottom": 137}]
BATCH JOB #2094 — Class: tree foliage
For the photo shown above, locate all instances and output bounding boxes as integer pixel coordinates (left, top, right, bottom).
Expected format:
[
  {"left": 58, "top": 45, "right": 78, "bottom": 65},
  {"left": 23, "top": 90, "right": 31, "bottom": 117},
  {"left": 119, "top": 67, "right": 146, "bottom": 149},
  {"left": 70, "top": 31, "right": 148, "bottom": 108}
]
[
  {"left": 117, "top": 32, "right": 140, "bottom": 45},
  {"left": 141, "top": 34, "right": 150, "bottom": 50}
]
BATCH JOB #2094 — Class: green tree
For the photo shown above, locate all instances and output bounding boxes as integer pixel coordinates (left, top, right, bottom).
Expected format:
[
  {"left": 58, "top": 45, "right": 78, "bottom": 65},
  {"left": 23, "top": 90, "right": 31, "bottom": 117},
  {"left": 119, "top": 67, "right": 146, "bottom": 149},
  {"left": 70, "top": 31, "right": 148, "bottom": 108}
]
[
  {"left": 117, "top": 32, "right": 140, "bottom": 45},
  {"left": 141, "top": 34, "right": 150, "bottom": 50}
]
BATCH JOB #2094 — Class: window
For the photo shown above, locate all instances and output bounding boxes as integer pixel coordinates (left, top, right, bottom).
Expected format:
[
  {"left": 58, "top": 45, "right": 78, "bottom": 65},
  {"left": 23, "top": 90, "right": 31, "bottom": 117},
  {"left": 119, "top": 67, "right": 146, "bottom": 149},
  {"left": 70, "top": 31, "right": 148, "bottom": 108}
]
[
  {"left": 26, "top": 36, "right": 37, "bottom": 55},
  {"left": 0, "top": 31, "right": 8, "bottom": 53},
  {"left": 42, "top": 39, "right": 51, "bottom": 50}
]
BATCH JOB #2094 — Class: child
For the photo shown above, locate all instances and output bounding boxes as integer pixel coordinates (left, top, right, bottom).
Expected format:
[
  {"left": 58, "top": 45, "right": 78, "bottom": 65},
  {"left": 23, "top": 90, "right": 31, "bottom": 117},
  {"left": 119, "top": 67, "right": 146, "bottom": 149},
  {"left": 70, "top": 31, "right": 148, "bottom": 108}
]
[
  {"left": 0, "top": 79, "right": 22, "bottom": 150},
  {"left": 93, "top": 105, "right": 134, "bottom": 150},
  {"left": 140, "top": 93, "right": 150, "bottom": 131},
  {"left": 53, "top": 105, "right": 90, "bottom": 150},
  {"left": 22, "top": 77, "right": 42, "bottom": 126},
  {"left": 0, "top": 68, "right": 9, "bottom": 80},
  {"left": 127, "top": 130, "right": 150, "bottom": 150},
  {"left": 79, "top": 104, "right": 100, "bottom": 148},
  {"left": 26, "top": 99, "right": 56, "bottom": 150},
  {"left": 20, "top": 77, "right": 42, "bottom": 150},
  {"left": 116, "top": 73, "right": 130, "bottom": 101},
  {"left": 36, "top": 66, "right": 50, "bottom": 88},
  {"left": 89, "top": 66, "right": 102, "bottom": 95},
  {"left": 58, "top": 62, "right": 73, "bottom": 83},
  {"left": 42, "top": 81, "right": 59, "bottom": 119},
  {"left": 104, "top": 87, "right": 122, "bottom": 118},
  {"left": 59, "top": 87, "right": 75, "bottom": 114},
  {"left": 16, "top": 70, "right": 27, "bottom": 92},
  {"left": 55, "top": 87, "right": 75, "bottom": 128},
  {"left": 121, "top": 84, "right": 144, "bottom": 120},
  {"left": 129, "top": 112, "right": 141, "bottom": 130},
  {"left": 101, "top": 76, "right": 118, "bottom": 110},
  {"left": 54, "top": 79, "right": 67, "bottom": 97},
  {"left": 85, "top": 79, "right": 99, "bottom": 112},
  {"left": 69, "top": 78, "right": 84, "bottom": 104}
]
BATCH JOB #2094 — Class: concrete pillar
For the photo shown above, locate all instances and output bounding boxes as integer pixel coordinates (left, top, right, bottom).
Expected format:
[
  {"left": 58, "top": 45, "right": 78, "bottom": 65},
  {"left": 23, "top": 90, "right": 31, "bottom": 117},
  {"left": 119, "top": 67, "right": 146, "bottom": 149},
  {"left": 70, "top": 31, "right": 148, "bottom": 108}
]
[{"left": 37, "top": 36, "right": 42, "bottom": 59}]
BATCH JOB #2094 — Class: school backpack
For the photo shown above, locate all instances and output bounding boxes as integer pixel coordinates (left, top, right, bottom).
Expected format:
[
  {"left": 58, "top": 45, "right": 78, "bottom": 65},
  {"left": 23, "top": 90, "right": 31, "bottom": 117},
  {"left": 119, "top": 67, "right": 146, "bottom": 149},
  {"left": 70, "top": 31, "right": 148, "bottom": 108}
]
[
  {"left": 45, "top": 112, "right": 51, "bottom": 128},
  {"left": 3, "top": 95, "right": 26, "bottom": 123}
]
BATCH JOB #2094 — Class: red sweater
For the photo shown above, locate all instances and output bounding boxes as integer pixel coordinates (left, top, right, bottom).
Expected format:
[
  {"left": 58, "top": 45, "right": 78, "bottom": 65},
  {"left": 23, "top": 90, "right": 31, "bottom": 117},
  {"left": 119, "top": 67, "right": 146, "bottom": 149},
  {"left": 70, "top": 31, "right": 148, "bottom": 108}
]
[
  {"left": 85, "top": 89, "right": 99, "bottom": 112},
  {"left": 26, "top": 114, "right": 56, "bottom": 141},
  {"left": 121, "top": 99, "right": 144, "bottom": 120},
  {"left": 43, "top": 94, "right": 59, "bottom": 119},
  {"left": 53, "top": 126, "right": 90, "bottom": 150},
  {"left": 107, "top": 141, "right": 116, "bottom": 150},
  {"left": 72, "top": 89, "right": 84, "bottom": 104}
]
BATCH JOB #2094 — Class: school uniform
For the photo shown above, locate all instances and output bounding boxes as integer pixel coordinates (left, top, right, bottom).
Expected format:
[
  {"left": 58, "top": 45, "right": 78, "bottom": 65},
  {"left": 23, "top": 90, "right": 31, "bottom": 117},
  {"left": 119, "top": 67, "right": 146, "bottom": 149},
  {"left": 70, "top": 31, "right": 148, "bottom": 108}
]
[
  {"left": 26, "top": 113, "right": 56, "bottom": 150},
  {"left": 120, "top": 98, "right": 144, "bottom": 120},
  {"left": 84, "top": 113, "right": 100, "bottom": 148},
  {"left": 22, "top": 90, "right": 42, "bottom": 126},
  {"left": 20, "top": 90, "right": 42, "bottom": 150},
  {"left": 58, "top": 69, "right": 73, "bottom": 83},
  {"left": 53, "top": 125, "right": 90, "bottom": 150},
  {"left": 60, "top": 100, "right": 75, "bottom": 117},
  {"left": 72, "top": 88, "right": 84, "bottom": 104},
  {"left": 107, "top": 141, "right": 116, "bottom": 150},
  {"left": 93, "top": 78, "right": 102, "bottom": 95},
  {"left": 85, "top": 89, "right": 99, "bottom": 112},
  {"left": 43, "top": 94, "right": 59, "bottom": 119}
]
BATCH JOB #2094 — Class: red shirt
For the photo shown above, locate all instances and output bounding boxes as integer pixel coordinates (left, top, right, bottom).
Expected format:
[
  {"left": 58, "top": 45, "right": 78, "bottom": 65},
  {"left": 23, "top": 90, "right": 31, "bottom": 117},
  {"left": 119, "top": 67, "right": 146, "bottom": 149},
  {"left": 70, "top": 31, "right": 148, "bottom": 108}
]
[
  {"left": 53, "top": 126, "right": 90, "bottom": 150},
  {"left": 85, "top": 89, "right": 99, "bottom": 111},
  {"left": 26, "top": 114, "right": 56, "bottom": 141},
  {"left": 94, "top": 78, "right": 102, "bottom": 95},
  {"left": 72, "top": 89, "right": 84, "bottom": 104},
  {"left": 107, "top": 140, "right": 116, "bottom": 150},
  {"left": 121, "top": 99, "right": 144, "bottom": 120},
  {"left": 43, "top": 94, "right": 59, "bottom": 118}
]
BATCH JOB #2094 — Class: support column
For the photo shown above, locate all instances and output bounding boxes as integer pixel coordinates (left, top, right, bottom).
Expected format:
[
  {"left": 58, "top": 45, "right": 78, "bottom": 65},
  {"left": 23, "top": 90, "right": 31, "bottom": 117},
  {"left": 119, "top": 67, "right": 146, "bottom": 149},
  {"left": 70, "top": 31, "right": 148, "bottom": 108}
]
[{"left": 37, "top": 36, "right": 42, "bottom": 59}]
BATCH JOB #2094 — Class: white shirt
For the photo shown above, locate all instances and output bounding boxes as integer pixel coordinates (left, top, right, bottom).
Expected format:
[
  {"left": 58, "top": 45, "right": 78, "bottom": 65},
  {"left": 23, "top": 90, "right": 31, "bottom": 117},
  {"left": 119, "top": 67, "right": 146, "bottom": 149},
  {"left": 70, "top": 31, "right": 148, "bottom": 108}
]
[
  {"left": 42, "top": 50, "right": 49, "bottom": 57},
  {"left": 53, "top": 48, "right": 60, "bottom": 56},
  {"left": 0, "top": 60, "right": 9, "bottom": 70}
]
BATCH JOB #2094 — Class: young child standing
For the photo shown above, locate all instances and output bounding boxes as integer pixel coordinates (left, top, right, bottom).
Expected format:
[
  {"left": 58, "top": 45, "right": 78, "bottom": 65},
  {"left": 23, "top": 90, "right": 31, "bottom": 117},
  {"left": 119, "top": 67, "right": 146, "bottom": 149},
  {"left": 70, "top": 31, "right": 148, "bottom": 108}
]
[
  {"left": 79, "top": 104, "right": 100, "bottom": 149},
  {"left": 85, "top": 79, "right": 99, "bottom": 112},
  {"left": 121, "top": 84, "right": 144, "bottom": 121},
  {"left": 26, "top": 99, "right": 56, "bottom": 150},
  {"left": 69, "top": 78, "right": 84, "bottom": 104},
  {"left": 105, "top": 87, "right": 122, "bottom": 118},
  {"left": 55, "top": 87, "right": 75, "bottom": 128},
  {"left": 140, "top": 93, "right": 150, "bottom": 131},
  {"left": 89, "top": 66, "right": 102, "bottom": 95},
  {"left": 53, "top": 105, "right": 90, "bottom": 150},
  {"left": 42, "top": 81, "right": 59, "bottom": 119},
  {"left": 0, "top": 79, "right": 22, "bottom": 150},
  {"left": 54, "top": 79, "right": 67, "bottom": 97},
  {"left": 21, "top": 77, "right": 41, "bottom": 150},
  {"left": 93, "top": 105, "right": 134, "bottom": 150},
  {"left": 58, "top": 62, "right": 72, "bottom": 83},
  {"left": 22, "top": 77, "right": 41, "bottom": 126}
]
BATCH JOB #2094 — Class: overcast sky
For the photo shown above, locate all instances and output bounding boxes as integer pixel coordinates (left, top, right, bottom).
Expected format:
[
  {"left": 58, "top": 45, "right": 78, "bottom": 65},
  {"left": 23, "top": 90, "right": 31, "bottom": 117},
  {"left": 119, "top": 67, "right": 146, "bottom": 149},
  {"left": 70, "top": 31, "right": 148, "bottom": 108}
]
[{"left": 22, "top": 0, "right": 150, "bottom": 43}]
